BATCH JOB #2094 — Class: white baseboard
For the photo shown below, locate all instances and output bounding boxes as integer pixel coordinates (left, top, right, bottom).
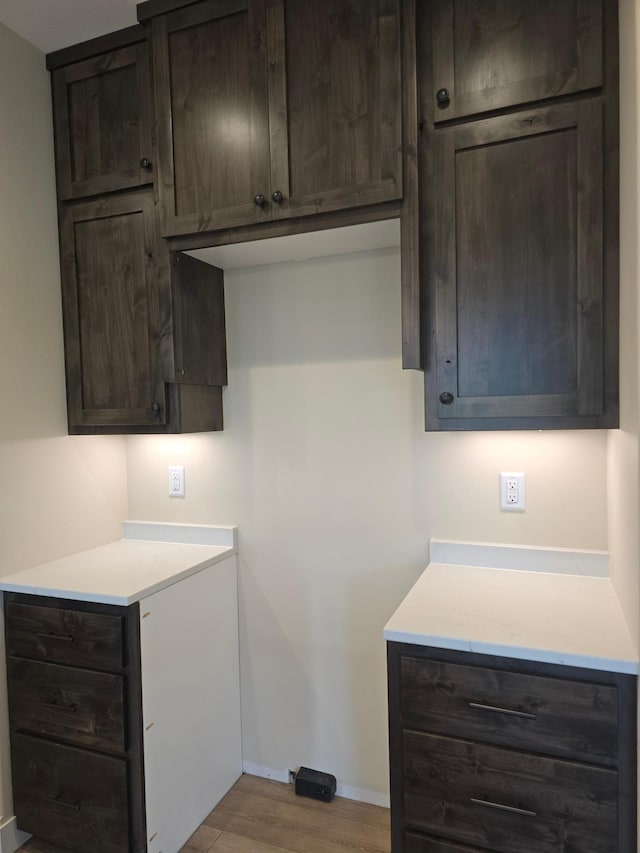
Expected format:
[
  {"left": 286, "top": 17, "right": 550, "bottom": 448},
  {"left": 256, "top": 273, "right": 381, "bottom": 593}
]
[
  {"left": 241, "top": 761, "right": 390, "bottom": 809},
  {"left": 0, "top": 816, "right": 30, "bottom": 853}
]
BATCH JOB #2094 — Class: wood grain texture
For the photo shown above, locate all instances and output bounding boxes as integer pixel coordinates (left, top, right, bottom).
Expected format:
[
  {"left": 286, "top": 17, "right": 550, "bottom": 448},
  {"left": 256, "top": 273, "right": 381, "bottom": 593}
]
[
  {"left": 18, "top": 774, "right": 390, "bottom": 853},
  {"left": 59, "top": 190, "right": 167, "bottom": 429},
  {"left": 153, "top": 0, "right": 272, "bottom": 236},
  {"left": 427, "top": 102, "right": 607, "bottom": 426},
  {"left": 12, "top": 734, "right": 130, "bottom": 853},
  {"left": 6, "top": 600, "right": 124, "bottom": 671},
  {"left": 279, "top": 0, "right": 402, "bottom": 219},
  {"left": 403, "top": 730, "right": 618, "bottom": 852},
  {"left": 431, "top": 0, "right": 603, "bottom": 123},
  {"left": 388, "top": 643, "right": 637, "bottom": 853},
  {"left": 400, "top": 655, "right": 618, "bottom": 764},
  {"left": 7, "top": 658, "right": 125, "bottom": 753},
  {"left": 53, "top": 41, "right": 152, "bottom": 200}
]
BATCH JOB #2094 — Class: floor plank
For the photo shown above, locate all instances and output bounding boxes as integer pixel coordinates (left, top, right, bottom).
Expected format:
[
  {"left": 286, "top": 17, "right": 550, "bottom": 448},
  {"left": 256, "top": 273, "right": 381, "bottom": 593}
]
[
  {"left": 16, "top": 774, "right": 391, "bottom": 853},
  {"left": 205, "top": 789, "right": 390, "bottom": 853}
]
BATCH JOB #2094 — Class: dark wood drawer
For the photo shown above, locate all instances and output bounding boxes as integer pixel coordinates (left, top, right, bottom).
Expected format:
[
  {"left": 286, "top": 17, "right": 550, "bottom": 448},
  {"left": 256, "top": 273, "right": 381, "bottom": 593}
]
[
  {"left": 403, "top": 730, "right": 617, "bottom": 853},
  {"left": 12, "top": 734, "right": 130, "bottom": 853},
  {"left": 406, "top": 832, "right": 485, "bottom": 852},
  {"left": 6, "top": 600, "right": 124, "bottom": 670},
  {"left": 400, "top": 655, "right": 618, "bottom": 764},
  {"left": 7, "top": 658, "right": 125, "bottom": 753}
]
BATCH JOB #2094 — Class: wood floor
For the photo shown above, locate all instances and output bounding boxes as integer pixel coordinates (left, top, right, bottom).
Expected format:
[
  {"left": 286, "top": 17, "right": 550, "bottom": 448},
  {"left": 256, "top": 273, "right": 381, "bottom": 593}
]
[{"left": 17, "top": 774, "right": 391, "bottom": 853}]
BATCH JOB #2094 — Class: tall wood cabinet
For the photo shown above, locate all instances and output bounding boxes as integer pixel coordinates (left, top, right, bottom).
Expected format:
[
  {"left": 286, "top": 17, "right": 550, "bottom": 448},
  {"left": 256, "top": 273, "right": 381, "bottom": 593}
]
[
  {"left": 420, "top": 0, "right": 619, "bottom": 430},
  {"left": 48, "top": 26, "right": 228, "bottom": 434},
  {"left": 143, "top": 0, "right": 403, "bottom": 236}
]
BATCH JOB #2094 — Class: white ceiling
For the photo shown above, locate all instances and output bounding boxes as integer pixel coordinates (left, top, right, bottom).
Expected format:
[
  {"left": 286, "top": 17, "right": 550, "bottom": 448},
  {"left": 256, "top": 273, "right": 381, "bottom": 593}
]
[{"left": 0, "top": 0, "right": 140, "bottom": 55}]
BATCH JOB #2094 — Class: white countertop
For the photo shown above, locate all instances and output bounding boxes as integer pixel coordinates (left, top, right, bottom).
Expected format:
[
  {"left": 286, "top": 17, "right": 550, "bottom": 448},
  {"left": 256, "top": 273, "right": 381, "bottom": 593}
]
[
  {"left": 0, "top": 522, "right": 237, "bottom": 606},
  {"left": 384, "top": 541, "right": 639, "bottom": 674}
]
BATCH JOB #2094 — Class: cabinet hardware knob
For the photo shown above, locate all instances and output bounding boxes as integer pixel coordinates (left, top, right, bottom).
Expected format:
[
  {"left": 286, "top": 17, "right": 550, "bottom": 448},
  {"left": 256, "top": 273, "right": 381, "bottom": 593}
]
[
  {"left": 435, "top": 88, "right": 450, "bottom": 107},
  {"left": 254, "top": 193, "right": 266, "bottom": 207},
  {"left": 272, "top": 190, "right": 284, "bottom": 204},
  {"left": 151, "top": 403, "right": 161, "bottom": 414},
  {"left": 439, "top": 391, "right": 454, "bottom": 404},
  {"left": 140, "top": 158, "right": 152, "bottom": 170}
]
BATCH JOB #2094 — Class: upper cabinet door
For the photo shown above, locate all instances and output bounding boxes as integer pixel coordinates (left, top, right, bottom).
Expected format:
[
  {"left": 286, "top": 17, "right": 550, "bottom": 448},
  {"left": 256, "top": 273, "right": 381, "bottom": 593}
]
[
  {"left": 53, "top": 42, "right": 153, "bottom": 200},
  {"left": 430, "top": 0, "right": 603, "bottom": 123},
  {"left": 60, "top": 191, "right": 167, "bottom": 429},
  {"left": 268, "top": 0, "right": 403, "bottom": 220},
  {"left": 152, "top": 0, "right": 273, "bottom": 236},
  {"left": 428, "top": 101, "right": 609, "bottom": 429}
]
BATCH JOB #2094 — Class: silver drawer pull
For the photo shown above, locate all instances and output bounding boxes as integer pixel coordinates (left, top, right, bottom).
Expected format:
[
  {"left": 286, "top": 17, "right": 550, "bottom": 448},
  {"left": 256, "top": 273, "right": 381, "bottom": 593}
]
[
  {"left": 36, "top": 632, "right": 74, "bottom": 643},
  {"left": 468, "top": 701, "right": 536, "bottom": 720},
  {"left": 470, "top": 797, "right": 536, "bottom": 818},
  {"left": 40, "top": 794, "right": 81, "bottom": 811}
]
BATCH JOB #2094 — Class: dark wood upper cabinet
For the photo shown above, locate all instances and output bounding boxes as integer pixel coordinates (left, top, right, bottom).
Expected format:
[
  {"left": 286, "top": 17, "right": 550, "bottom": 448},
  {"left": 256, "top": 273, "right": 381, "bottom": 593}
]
[
  {"left": 271, "top": 0, "right": 403, "bottom": 220},
  {"left": 152, "top": 0, "right": 273, "bottom": 235},
  {"left": 59, "top": 190, "right": 226, "bottom": 434},
  {"left": 421, "top": 0, "right": 618, "bottom": 430},
  {"left": 429, "top": 0, "right": 604, "bottom": 124},
  {"left": 149, "top": 0, "right": 402, "bottom": 237},
  {"left": 51, "top": 37, "right": 153, "bottom": 200}
]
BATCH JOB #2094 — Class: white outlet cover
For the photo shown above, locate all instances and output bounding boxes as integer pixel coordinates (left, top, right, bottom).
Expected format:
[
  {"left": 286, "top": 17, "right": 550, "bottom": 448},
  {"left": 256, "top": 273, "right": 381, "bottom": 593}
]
[
  {"left": 168, "top": 465, "right": 185, "bottom": 498},
  {"left": 500, "top": 472, "right": 525, "bottom": 512}
]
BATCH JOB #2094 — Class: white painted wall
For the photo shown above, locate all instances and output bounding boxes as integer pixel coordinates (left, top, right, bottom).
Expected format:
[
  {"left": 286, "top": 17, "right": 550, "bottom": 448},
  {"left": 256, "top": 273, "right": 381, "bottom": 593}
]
[
  {"left": 126, "top": 250, "right": 610, "bottom": 802},
  {"left": 0, "top": 22, "right": 127, "bottom": 825},
  {"left": 608, "top": 0, "right": 640, "bottom": 657}
]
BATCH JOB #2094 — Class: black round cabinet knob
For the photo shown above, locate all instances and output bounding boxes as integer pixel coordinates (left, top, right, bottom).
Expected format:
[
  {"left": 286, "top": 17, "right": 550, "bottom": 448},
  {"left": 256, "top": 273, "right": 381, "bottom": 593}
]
[
  {"left": 435, "top": 88, "right": 450, "bottom": 107},
  {"left": 272, "top": 190, "right": 284, "bottom": 204},
  {"left": 254, "top": 193, "right": 266, "bottom": 207},
  {"left": 439, "top": 391, "right": 454, "bottom": 405},
  {"left": 151, "top": 402, "right": 161, "bottom": 414},
  {"left": 140, "top": 158, "right": 152, "bottom": 170}
]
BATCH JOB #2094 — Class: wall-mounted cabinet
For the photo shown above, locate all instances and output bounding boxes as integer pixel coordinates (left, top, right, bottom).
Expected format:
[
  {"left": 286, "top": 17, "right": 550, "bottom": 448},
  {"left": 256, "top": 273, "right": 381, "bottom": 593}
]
[
  {"left": 59, "top": 190, "right": 226, "bottom": 434},
  {"left": 51, "top": 32, "right": 153, "bottom": 200},
  {"left": 145, "top": 0, "right": 403, "bottom": 237},
  {"left": 49, "top": 27, "right": 228, "bottom": 435},
  {"left": 419, "top": 0, "right": 619, "bottom": 430}
]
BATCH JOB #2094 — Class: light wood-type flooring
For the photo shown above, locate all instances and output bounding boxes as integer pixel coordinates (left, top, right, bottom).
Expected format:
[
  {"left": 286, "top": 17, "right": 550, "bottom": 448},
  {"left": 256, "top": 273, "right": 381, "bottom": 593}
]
[{"left": 18, "top": 773, "right": 391, "bottom": 853}]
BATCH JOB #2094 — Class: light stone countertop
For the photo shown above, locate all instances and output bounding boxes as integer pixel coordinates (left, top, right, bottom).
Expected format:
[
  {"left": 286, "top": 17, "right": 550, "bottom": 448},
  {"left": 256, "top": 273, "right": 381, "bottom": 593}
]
[
  {"left": 384, "top": 541, "right": 639, "bottom": 674},
  {"left": 0, "top": 521, "right": 237, "bottom": 606}
]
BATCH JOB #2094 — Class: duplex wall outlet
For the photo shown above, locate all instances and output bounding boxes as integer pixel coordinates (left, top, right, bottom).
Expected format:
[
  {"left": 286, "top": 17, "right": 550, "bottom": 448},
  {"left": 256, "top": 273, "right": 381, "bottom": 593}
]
[
  {"left": 500, "top": 472, "right": 525, "bottom": 511},
  {"left": 168, "top": 465, "right": 185, "bottom": 498}
]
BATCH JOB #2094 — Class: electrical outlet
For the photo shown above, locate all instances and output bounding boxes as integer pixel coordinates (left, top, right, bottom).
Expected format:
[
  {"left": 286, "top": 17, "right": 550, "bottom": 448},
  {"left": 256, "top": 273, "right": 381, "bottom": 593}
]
[
  {"left": 500, "top": 472, "right": 525, "bottom": 511},
  {"left": 168, "top": 465, "right": 185, "bottom": 498}
]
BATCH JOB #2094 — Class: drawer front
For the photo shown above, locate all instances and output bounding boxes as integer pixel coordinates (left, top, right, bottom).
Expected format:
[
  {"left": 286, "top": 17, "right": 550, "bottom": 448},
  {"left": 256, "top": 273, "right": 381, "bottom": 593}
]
[
  {"left": 406, "top": 833, "right": 486, "bottom": 852},
  {"left": 6, "top": 601, "right": 124, "bottom": 670},
  {"left": 400, "top": 655, "right": 617, "bottom": 763},
  {"left": 12, "top": 734, "right": 130, "bottom": 853},
  {"left": 403, "top": 730, "right": 617, "bottom": 853},
  {"left": 8, "top": 658, "right": 126, "bottom": 753}
]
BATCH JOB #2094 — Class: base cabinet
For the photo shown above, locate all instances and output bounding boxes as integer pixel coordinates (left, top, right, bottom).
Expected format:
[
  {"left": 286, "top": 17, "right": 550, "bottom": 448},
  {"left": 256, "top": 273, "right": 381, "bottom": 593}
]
[
  {"left": 387, "top": 643, "right": 637, "bottom": 853},
  {"left": 5, "top": 555, "right": 241, "bottom": 853}
]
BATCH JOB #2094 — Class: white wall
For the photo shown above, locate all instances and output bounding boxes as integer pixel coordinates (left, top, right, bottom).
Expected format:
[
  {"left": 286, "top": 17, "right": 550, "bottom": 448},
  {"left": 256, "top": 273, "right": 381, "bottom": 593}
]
[
  {"left": 126, "top": 249, "right": 610, "bottom": 802},
  {"left": 0, "top": 22, "right": 127, "bottom": 825},
  {"left": 607, "top": 0, "right": 640, "bottom": 656}
]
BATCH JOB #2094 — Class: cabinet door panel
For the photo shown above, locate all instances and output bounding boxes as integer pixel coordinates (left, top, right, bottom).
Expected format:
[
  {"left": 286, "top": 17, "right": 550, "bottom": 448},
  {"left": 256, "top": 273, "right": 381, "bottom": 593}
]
[
  {"left": 430, "top": 0, "right": 603, "bottom": 122},
  {"left": 429, "top": 101, "right": 604, "bottom": 425},
  {"left": 274, "top": 0, "right": 402, "bottom": 218},
  {"left": 153, "top": 0, "right": 272, "bottom": 235},
  {"left": 60, "top": 191, "right": 167, "bottom": 427},
  {"left": 53, "top": 42, "right": 152, "bottom": 199}
]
